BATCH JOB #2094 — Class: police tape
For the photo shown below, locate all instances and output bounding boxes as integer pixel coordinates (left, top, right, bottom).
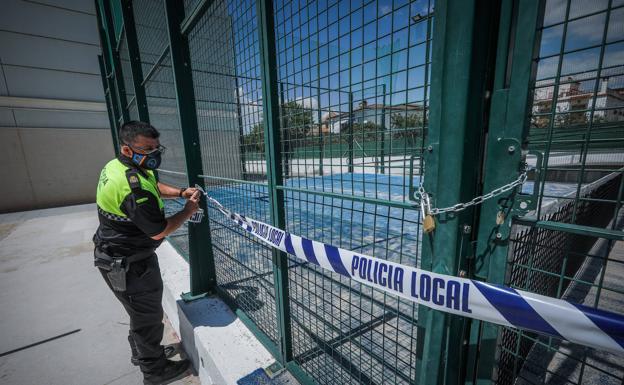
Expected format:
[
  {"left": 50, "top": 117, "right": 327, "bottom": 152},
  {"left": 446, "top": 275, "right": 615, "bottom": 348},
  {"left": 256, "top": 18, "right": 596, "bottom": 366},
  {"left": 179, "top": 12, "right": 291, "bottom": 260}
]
[{"left": 204, "top": 195, "right": 624, "bottom": 356}]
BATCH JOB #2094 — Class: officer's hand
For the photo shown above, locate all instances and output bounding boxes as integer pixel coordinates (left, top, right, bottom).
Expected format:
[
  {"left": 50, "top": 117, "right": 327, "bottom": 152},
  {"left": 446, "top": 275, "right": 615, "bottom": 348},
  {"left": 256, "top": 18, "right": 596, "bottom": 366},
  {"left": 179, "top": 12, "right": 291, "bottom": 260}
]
[
  {"left": 181, "top": 187, "right": 198, "bottom": 199},
  {"left": 184, "top": 191, "right": 201, "bottom": 214}
]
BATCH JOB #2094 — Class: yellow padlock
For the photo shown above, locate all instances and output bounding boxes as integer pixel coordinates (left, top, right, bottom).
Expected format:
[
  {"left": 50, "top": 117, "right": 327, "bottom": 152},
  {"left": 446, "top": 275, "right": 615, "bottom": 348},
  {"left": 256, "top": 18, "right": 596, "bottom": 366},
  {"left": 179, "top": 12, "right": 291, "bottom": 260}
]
[
  {"left": 496, "top": 210, "right": 505, "bottom": 225},
  {"left": 423, "top": 214, "right": 436, "bottom": 233}
]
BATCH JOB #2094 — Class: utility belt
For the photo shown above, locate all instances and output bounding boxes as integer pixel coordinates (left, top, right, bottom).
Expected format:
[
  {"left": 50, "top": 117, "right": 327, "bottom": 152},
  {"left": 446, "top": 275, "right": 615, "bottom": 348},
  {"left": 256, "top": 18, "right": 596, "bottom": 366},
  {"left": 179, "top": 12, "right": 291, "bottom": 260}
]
[{"left": 94, "top": 246, "right": 154, "bottom": 292}]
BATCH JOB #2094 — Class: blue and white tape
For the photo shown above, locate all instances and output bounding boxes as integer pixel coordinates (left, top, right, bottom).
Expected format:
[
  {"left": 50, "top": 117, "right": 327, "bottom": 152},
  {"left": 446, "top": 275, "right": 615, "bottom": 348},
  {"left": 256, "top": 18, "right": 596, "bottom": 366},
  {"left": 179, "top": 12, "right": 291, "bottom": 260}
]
[{"left": 205, "top": 196, "right": 624, "bottom": 356}]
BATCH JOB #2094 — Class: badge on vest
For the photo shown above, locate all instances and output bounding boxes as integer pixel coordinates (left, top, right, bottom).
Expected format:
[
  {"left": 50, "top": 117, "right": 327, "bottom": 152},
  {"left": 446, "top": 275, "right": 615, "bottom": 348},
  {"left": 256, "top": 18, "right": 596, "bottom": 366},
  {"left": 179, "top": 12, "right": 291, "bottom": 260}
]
[{"left": 125, "top": 170, "right": 142, "bottom": 191}]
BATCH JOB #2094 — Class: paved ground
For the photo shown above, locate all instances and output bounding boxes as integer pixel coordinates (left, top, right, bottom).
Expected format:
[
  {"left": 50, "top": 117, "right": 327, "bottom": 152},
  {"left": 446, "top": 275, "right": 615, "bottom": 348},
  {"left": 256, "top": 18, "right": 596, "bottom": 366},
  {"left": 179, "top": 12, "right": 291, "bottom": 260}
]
[{"left": 0, "top": 204, "right": 198, "bottom": 385}]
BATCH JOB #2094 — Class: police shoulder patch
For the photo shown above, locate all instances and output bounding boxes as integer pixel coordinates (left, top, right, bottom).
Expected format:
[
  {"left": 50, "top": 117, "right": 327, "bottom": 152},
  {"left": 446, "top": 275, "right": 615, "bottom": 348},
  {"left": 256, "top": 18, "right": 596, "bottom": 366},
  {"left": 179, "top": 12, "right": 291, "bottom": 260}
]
[{"left": 125, "top": 169, "right": 142, "bottom": 191}]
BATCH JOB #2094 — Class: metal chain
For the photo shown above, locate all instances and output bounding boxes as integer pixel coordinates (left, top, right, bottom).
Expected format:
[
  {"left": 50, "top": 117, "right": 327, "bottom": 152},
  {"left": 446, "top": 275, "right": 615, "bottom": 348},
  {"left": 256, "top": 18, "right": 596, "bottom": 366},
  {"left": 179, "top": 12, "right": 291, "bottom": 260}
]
[{"left": 418, "top": 172, "right": 527, "bottom": 216}]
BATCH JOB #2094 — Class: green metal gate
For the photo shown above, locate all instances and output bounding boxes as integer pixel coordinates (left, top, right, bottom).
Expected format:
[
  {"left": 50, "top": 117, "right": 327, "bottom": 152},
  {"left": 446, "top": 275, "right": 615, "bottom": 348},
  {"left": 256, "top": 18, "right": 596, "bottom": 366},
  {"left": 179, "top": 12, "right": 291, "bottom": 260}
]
[
  {"left": 95, "top": 0, "right": 624, "bottom": 384},
  {"left": 470, "top": 1, "right": 624, "bottom": 384}
]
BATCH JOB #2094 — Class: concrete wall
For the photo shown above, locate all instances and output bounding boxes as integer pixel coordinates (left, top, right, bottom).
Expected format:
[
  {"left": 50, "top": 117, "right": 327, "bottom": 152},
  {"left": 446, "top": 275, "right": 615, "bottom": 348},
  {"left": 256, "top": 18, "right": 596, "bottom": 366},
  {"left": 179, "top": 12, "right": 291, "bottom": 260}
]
[
  {"left": 0, "top": 0, "right": 114, "bottom": 213},
  {"left": 0, "top": 127, "right": 113, "bottom": 212}
]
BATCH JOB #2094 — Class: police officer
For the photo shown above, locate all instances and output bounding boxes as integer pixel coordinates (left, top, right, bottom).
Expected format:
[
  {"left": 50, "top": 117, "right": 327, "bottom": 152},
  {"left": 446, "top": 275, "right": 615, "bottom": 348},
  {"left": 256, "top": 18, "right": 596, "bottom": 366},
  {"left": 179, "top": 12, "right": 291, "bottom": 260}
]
[{"left": 93, "top": 121, "right": 200, "bottom": 384}]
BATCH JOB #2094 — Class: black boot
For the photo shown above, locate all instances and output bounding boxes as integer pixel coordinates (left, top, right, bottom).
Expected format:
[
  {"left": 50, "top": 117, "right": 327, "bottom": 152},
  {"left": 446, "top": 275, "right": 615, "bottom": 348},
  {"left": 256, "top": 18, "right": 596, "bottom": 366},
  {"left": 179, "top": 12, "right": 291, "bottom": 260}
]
[
  {"left": 132, "top": 344, "right": 177, "bottom": 366},
  {"left": 143, "top": 359, "right": 191, "bottom": 385}
]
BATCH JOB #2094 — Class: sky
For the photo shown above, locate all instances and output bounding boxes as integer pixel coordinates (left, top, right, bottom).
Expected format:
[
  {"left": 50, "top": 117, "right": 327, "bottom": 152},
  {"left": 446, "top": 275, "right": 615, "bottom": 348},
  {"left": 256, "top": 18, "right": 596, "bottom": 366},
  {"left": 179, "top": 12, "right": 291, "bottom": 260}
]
[
  {"left": 228, "top": 0, "right": 433, "bottom": 131},
  {"left": 213, "top": 0, "right": 624, "bottom": 132},
  {"left": 536, "top": 0, "right": 624, "bottom": 94}
]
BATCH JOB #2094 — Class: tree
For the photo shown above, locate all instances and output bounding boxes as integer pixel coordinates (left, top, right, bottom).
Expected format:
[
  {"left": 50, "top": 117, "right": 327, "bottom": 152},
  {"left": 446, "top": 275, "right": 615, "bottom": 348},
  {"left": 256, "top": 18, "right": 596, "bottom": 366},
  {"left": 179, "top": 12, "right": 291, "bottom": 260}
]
[
  {"left": 242, "top": 101, "right": 316, "bottom": 154},
  {"left": 391, "top": 111, "right": 424, "bottom": 129},
  {"left": 243, "top": 122, "right": 264, "bottom": 153},
  {"left": 281, "top": 101, "right": 315, "bottom": 147},
  {"left": 390, "top": 112, "right": 425, "bottom": 141},
  {"left": 350, "top": 121, "right": 380, "bottom": 141}
]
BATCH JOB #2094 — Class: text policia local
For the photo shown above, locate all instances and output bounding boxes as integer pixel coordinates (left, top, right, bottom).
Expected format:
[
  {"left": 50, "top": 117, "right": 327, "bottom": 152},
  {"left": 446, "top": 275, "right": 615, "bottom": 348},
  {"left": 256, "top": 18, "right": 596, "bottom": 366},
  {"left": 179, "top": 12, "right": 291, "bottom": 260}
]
[
  {"left": 249, "top": 218, "right": 473, "bottom": 315},
  {"left": 351, "top": 255, "right": 473, "bottom": 314},
  {"left": 251, "top": 220, "right": 285, "bottom": 246}
]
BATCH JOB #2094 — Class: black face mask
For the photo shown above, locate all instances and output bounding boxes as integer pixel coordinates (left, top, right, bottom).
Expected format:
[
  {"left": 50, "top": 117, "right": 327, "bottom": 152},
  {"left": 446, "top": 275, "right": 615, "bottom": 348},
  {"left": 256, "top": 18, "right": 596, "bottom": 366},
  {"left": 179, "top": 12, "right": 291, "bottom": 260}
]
[
  {"left": 130, "top": 150, "right": 162, "bottom": 170},
  {"left": 124, "top": 143, "right": 164, "bottom": 170}
]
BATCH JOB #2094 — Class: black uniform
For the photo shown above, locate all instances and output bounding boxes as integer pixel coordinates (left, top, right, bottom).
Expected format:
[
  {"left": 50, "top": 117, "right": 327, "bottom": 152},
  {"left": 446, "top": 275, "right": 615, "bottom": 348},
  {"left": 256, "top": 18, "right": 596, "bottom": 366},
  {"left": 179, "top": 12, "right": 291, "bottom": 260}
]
[{"left": 93, "top": 155, "right": 168, "bottom": 374}]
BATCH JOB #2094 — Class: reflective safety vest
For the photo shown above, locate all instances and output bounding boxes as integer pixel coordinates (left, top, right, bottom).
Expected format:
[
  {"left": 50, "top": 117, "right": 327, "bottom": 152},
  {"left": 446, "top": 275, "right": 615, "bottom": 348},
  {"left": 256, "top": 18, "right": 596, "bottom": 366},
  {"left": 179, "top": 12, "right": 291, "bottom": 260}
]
[{"left": 96, "top": 158, "right": 164, "bottom": 221}]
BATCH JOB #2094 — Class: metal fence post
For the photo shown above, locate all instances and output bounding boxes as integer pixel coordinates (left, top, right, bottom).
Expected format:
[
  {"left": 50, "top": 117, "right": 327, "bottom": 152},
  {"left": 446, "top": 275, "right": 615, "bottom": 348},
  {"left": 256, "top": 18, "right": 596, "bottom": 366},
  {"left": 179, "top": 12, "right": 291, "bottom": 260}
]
[
  {"left": 229, "top": 17, "right": 247, "bottom": 177},
  {"left": 466, "top": 1, "right": 543, "bottom": 383},
  {"left": 95, "top": 1, "right": 121, "bottom": 154},
  {"left": 163, "top": 0, "right": 217, "bottom": 296},
  {"left": 256, "top": 0, "right": 293, "bottom": 364},
  {"left": 234, "top": 77, "right": 247, "bottom": 176},
  {"left": 279, "top": 82, "right": 290, "bottom": 179},
  {"left": 98, "top": 55, "right": 120, "bottom": 155},
  {"left": 317, "top": 83, "right": 324, "bottom": 176},
  {"left": 417, "top": 0, "right": 502, "bottom": 383},
  {"left": 348, "top": 91, "right": 354, "bottom": 173},
  {"left": 120, "top": 0, "right": 150, "bottom": 122},
  {"left": 380, "top": 84, "right": 386, "bottom": 174},
  {"left": 102, "top": 0, "right": 130, "bottom": 123}
]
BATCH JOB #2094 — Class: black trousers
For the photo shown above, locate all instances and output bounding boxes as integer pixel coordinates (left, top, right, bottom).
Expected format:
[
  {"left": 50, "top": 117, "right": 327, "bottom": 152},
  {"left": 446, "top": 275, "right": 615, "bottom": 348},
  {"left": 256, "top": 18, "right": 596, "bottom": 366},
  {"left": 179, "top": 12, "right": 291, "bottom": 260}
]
[{"left": 99, "top": 253, "right": 166, "bottom": 373}]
